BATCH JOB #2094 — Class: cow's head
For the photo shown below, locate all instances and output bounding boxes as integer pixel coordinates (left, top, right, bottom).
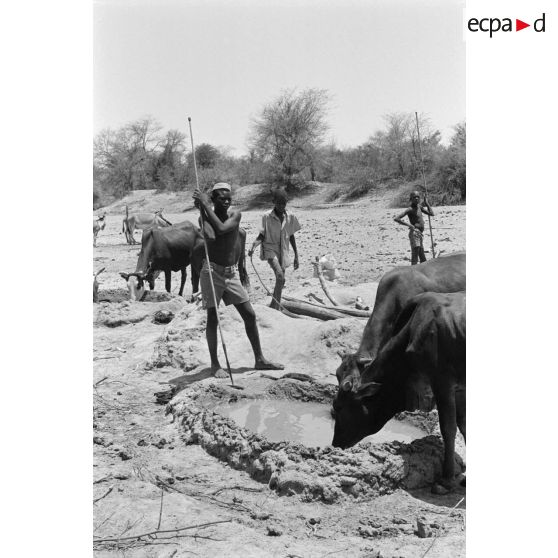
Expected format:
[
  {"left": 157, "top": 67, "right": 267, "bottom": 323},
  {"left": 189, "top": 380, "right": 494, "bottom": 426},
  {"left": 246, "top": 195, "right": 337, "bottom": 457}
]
[
  {"left": 335, "top": 351, "right": 374, "bottom": 393},
  {"left": 119, "top": 272, "right": 146, "bottom": 301},
  {"left": 96, "top": 214, "right": 106, "bottom": 230},
  {"left": 331, "top": 381, "right": 383, "bottom": 449}
]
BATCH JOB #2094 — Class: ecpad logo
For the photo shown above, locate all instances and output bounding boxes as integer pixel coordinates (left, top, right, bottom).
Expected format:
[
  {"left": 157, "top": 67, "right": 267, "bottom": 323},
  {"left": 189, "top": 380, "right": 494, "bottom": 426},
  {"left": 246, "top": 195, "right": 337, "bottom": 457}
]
[{"left": 468, "top": 13, "right": 546, "bottom": 38}]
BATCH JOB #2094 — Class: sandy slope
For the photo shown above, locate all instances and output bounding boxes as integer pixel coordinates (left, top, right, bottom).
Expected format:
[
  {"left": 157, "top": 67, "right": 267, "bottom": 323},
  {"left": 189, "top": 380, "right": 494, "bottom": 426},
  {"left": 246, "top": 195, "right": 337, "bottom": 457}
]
[{"left": 93, "top": 193, "right": 466, "bottom": 557}]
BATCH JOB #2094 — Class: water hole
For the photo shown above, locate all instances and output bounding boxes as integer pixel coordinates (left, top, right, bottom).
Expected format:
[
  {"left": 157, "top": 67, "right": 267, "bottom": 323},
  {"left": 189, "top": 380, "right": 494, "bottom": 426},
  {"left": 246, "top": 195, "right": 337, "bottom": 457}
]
[{"left": 213, "top": 399, "right": 425, "bottom": 448}]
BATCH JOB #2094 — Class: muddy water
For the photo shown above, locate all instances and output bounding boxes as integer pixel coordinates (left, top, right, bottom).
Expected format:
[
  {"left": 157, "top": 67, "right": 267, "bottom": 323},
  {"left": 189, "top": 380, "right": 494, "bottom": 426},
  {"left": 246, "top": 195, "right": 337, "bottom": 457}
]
[{"left": 213, "top": 400, "right": 425, "bottom": 447}]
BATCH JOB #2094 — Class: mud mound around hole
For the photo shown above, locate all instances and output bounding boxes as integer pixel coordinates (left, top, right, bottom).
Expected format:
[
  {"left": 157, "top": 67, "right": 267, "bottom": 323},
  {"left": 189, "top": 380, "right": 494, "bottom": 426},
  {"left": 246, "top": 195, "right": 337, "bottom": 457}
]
[{"left": 168, "top": 380, "right": 464, "bottom": 503}]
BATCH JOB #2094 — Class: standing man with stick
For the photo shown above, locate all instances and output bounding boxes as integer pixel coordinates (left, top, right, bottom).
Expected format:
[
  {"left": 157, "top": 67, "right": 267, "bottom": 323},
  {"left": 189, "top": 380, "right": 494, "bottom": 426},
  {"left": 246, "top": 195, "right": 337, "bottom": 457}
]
[
  {"left": 248, "top": 188, "right": 301, "bottom": 310},
  {"left": 394, "top": 191, "right": 434, "bottom": 265},
  {"left": 414, "top": 111, "right": 436, "bottom": 258},
  {"left": 193, "top": 183, "right": 284, "bottom": 377}
]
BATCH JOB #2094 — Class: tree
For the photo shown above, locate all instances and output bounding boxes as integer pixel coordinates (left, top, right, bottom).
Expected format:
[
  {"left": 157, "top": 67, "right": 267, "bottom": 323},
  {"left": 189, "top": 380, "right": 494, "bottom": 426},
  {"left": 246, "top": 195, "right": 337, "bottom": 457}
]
[
  {"left": 249, "top": 88, "right": 330, "bottom": 188},
  {"left": 153, "top": 130, "right": 187, "bottom": 190},
  {"left": 435, "top": 122, "right": 466, "bottom": 201},
  {"left": 367, "top": 113, "right": 442, "bottom": 181},
  {"left": 195, "top": 143, "right": 220, "bottom": 169}
]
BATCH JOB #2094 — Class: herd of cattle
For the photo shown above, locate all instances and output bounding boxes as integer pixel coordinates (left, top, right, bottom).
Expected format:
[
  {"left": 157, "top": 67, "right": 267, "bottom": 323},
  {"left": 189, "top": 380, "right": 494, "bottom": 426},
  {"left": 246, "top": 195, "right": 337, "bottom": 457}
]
[{"left": 93, "top": 208, "right": 466, "bottom": 491}]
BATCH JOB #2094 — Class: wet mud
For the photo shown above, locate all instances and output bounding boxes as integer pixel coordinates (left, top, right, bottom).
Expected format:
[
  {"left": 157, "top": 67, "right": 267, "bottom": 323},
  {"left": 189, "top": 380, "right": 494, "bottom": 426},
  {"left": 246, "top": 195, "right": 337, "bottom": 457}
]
[{"left": 167, "top": 380, "right": 464, "bottom": 503}]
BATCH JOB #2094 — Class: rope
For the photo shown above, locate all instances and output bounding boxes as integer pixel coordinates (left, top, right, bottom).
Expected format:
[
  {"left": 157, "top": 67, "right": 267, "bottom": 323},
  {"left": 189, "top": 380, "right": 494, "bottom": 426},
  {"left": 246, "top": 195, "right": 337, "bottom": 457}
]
[{"left": 248, "top": 254, "right": 297, "bottom": 317}]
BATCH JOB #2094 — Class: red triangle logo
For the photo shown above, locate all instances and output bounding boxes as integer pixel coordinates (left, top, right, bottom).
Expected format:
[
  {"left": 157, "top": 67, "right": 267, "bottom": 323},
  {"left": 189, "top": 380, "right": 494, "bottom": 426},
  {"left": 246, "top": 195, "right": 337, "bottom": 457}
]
[{"left": 516, "top": 19, "right": 530, "bottom": 31}]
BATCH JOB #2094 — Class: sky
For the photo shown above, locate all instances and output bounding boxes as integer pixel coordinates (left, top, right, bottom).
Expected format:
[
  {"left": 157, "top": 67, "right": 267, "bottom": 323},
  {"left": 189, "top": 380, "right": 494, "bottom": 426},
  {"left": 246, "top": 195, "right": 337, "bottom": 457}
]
[{"left": 94, "top": 0, "right": 465, "bottom": 154}]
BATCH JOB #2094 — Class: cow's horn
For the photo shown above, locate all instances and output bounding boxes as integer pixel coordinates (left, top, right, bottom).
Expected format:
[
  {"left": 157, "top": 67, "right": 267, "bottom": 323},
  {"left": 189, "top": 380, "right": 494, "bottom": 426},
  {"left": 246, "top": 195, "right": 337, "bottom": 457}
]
[
  {"left": 336, "top": 350, "right": 346, "bottom": 359},
  {"left": 119, "top": 272, "right": 130, "bottom": 280},
  {"left": 341, "top": 379, "right": 352, "bottom": 392},
  {"left": 356, "top": 356, "right": 373, "bottom": 364}
]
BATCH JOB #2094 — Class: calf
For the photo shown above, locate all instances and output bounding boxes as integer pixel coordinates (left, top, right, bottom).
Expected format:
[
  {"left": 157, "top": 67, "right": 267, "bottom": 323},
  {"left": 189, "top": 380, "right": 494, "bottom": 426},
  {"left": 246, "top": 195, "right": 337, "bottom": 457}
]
[
  {"left": 93, "top": 214, "right": 106, "bottom": 247},
  {"left": 332, "top": 291, "right": 466, "bottom": 488},
  {"left": 122, "top": 205, "right": 172, "bottom": 245},
  {"left": 336, "top": 252, "right": 466, "bottom": 394}
]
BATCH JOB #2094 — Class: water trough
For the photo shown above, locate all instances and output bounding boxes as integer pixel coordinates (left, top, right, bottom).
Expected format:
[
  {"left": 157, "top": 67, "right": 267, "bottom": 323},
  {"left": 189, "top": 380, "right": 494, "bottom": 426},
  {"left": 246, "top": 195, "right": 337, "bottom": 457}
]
[{"left": 167, "top": 378, "right": 464, "bottom": 502}]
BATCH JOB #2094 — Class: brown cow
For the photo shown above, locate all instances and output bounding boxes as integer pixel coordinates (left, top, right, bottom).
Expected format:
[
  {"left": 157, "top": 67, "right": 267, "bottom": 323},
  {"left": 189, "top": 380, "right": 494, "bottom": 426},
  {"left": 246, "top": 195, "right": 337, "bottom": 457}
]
[
  {"left": 120, "top": 221, "right": 249, "bottom": 301},
  {"left": 332, "top": 291, "right": 466, "bottom": 489},
  {"left": 336, "top": 252, "right": 465, "bottom": 394}
]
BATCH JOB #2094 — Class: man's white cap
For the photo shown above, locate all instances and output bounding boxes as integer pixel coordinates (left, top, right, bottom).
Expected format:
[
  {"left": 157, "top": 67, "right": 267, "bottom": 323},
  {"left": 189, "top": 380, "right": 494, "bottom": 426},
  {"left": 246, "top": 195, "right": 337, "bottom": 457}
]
[{"left": 211, "top": 182, "right": 232, "bottom": 192}]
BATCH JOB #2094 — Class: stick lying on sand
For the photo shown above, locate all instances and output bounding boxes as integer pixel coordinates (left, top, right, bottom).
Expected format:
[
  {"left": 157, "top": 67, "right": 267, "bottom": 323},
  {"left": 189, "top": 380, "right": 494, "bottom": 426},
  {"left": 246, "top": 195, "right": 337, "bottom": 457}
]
[
  {"left": 260, "top": 372, "right": 315, "bottom": 382},
  {"left": 311, "top": 257, "right": 339, "bottom": 305},
  {"left": 279, "top": 298, "right": 348, "bottom": 320},
  {"left": 283, "top": 295, "right": 371, "bottom": 318}
]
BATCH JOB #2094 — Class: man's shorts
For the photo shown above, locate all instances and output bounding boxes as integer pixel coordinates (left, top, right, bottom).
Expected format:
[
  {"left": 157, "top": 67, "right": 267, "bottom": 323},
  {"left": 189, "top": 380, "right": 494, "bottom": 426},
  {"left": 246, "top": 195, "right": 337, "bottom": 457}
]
[
  {"left": 409, "top": 228, "right": 424, "bottom": 249},
  {"left": 200, "top": 260, "right": 250, "bottom": 309}
]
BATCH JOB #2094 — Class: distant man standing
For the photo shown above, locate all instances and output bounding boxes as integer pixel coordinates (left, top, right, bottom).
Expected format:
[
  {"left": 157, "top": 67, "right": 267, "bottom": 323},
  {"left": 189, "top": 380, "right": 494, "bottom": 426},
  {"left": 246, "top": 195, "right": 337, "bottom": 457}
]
[
  {"left": 248, "top": 188, "right": 301, "bottom": 310},
  {"left": 394, "top": 190, "right": 434, "bottom": 265},
  {"left": 193, "top": 183, "right": 283, "bottom": 377}
]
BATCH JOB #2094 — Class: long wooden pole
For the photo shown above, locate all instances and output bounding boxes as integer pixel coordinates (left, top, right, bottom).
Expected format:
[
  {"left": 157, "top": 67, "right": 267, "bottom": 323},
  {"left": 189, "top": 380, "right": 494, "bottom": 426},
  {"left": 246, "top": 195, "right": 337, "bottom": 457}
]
[
  {"left": 188, "top": 117, "right": 235, "bottom": 386},
  {"left": 414, "top": 112, "right": 436, "bottom": 259}
]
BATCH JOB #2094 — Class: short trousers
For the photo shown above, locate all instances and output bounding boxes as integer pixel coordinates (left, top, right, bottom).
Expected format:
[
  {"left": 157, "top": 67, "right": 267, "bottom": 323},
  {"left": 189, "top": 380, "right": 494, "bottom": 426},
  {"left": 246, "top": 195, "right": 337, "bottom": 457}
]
[
  {"left": 409, "top": 228, "right": 424, "bottom": 249},
  {"left": 200, "top": 260, "right": 249, "bottom": 309}
]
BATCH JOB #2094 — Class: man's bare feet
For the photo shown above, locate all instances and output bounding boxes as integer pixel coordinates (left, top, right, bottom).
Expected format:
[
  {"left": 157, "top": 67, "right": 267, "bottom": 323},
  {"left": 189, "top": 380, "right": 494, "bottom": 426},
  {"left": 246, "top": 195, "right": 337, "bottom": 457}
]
[
  {"left": 211, "top": 366, "right": 229, "bottom": 379},
  {"left": 254, "top": 358, "right": 284, "bottom": 370}
]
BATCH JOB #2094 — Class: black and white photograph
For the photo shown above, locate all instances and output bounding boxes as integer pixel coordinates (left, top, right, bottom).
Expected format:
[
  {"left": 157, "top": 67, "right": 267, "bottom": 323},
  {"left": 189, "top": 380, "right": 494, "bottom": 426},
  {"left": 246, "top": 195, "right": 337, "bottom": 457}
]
[
  {"left": 6, "top": 0, "right": 558, "bottom": 556},
  {"left": 92, "top": 1, "right": 466, "bottom": 556}
]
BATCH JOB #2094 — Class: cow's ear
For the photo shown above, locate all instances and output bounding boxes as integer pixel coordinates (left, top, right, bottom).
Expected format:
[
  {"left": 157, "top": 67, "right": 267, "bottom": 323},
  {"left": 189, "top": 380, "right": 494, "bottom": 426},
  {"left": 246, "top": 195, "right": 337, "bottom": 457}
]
[
  {"left": 119, "top": 272, "right": 130, "bottom": 281},
  {"left": 357, "top": 381, "right": 382, "bottom": 399}
]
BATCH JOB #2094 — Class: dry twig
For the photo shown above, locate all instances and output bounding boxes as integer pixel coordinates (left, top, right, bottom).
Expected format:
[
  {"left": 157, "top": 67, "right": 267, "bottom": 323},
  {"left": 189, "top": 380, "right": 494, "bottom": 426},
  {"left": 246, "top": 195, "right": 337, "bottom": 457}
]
[
  {"left": 210, "top": 485, "right": 264, "bottom": 497},
  {"left": 157, "top": 488, "right": 164, "bottom": 530},
  {"left": 119, "top": 515, "right": 144, "bottom": 537},
  {"left": 94, "top": 376, "right": 108, "bottom": 387},
  {"left": 93, "top": 519, "right": 232, "bottom": 545},
  {"left": 93, "top": 485, "right": 114, "bottom": 504},
  {"left": 94, "top": 510, "right": 117, "bottom": 533},
  {"left": 324, "top": 547, "right": 350, "bottom": 557},
  {"left": 93, "top": 476, "right": 110, "bottom": 484},
  {"left": 419, "top": 496, "right": 465, "bottom": 558}
]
